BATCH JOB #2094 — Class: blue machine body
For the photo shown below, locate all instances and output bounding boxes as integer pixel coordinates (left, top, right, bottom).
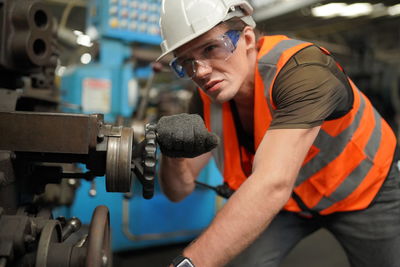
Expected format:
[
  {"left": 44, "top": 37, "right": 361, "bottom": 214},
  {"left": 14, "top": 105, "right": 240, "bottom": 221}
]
[
  {"left": 58, "top": 0, "right": 223, "bottom": 251},
  {"left": 61, "top": 40, "right": 138, "bottom": 122}
]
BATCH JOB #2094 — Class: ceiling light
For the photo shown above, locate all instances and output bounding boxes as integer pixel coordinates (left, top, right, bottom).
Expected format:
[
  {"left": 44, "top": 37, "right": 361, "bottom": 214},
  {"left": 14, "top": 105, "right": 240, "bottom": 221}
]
[
  {"left": 311, "top": 2, "right": 373, "bottom": 18},
  {"left": 341, "top": 3, "right": 372, "bottom": 17},
  {"left": 388, "top": 4, "right": 400, "bottom": 16},
  {"left": 311, "top": 3, "right": 346, "bottom": 18}
]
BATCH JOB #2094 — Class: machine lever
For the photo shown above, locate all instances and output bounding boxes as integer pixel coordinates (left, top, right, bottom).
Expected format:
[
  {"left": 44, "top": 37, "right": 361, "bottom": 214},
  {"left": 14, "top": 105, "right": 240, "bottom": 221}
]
[
  {"left": 61, "top": 217, "right": 82, "bottom": 241},
  {"left": 89, "top": 181, "right": 97, "bottom": 197}
]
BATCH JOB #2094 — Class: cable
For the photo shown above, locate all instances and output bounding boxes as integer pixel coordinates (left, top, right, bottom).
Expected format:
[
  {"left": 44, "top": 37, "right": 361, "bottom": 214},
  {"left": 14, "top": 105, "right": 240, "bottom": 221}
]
[{"left": 195, "top": 181, "right": 234, "bottom": 199}]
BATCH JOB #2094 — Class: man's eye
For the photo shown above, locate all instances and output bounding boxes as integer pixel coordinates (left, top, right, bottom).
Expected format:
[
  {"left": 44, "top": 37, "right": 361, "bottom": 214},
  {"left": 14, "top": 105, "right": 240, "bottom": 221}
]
[
  {"left": 204, "top": 44, "right": 218, "bottom": 53},
  {"left": 177, "top": 57, "right": 188, "bottom": 65},
  {"left": 180, "top": 59, "right": 193, "bottom": 68}
]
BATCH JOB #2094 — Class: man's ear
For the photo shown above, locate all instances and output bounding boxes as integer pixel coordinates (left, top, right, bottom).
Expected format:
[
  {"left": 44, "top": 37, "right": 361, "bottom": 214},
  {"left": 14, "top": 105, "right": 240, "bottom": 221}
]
[{"left": 242, "top": 26, "right": 256, "bottom": 51}]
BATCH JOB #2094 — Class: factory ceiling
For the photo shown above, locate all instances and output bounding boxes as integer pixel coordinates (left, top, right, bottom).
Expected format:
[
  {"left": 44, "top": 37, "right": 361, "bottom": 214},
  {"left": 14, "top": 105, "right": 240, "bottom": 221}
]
[
  {"left": 251, "top": 0, "right": 400, "bottom": 65},
  {"left": 43, "top": 0, "right": 400, "bottom": 68}
]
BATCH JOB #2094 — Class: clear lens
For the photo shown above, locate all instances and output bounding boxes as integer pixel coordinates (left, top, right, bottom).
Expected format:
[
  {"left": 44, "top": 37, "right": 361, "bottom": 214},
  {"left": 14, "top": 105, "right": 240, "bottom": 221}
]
[{"left": 170, "top": 30, "right": 241, "bottom": 79}]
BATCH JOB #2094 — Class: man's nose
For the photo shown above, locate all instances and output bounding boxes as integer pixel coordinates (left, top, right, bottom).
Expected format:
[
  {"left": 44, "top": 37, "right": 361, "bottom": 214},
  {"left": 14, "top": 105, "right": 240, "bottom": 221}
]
[{"left": 193, "top": 60, "right": 212, "bottom": 78}]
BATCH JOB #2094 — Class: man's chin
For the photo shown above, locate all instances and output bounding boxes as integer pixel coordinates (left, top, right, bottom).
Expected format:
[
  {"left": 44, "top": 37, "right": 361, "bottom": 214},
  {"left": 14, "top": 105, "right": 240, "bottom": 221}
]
[{"left": 212, "top": 93, "right": 232, "bottom": 104}]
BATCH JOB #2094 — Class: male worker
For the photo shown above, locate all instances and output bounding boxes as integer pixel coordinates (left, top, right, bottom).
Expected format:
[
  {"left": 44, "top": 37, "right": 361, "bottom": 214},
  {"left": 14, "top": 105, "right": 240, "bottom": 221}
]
[{"left": 155, "top": 0, "right": 400, "bottom": 266}]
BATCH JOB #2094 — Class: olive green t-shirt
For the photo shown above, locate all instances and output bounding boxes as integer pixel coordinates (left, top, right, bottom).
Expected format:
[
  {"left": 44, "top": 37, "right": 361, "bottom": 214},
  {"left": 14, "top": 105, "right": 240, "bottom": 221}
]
[{"left": 188, "top": 45, "right": 354, "bottom": 136}]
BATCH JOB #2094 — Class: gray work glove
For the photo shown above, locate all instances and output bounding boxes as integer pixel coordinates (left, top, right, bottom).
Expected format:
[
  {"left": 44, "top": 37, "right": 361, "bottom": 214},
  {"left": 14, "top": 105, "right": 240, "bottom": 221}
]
[{"left": 155, "top": 113, "right": 219, "bottom": 158}]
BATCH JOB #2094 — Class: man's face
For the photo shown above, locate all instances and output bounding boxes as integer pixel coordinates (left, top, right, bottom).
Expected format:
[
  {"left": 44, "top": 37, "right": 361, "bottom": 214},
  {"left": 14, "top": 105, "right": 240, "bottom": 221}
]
[{"left": 175, "top": 25, "right": 253, "bottom": 103}]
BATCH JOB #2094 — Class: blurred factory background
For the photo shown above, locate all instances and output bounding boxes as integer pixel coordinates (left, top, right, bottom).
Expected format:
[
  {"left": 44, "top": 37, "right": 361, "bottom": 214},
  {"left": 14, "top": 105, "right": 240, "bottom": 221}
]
[{"left": 0, "top": 0, "right": 399, "bottom": 266}]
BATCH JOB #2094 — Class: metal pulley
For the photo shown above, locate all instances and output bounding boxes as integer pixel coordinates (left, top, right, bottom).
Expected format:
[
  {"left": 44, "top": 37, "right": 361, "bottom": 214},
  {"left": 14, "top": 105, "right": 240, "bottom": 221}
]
[
  {"left": 105, "top": 126, "right": 134, "bottom": 192},
  {"left": 104, "top": 123, "right": 158, "bottom": 198}
]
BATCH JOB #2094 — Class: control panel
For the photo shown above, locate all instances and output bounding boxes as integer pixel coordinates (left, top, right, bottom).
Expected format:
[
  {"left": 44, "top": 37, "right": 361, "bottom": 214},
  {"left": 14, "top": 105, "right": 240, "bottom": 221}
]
[{"left": 90, "top": 0, "right": 162, "bottom": 44}]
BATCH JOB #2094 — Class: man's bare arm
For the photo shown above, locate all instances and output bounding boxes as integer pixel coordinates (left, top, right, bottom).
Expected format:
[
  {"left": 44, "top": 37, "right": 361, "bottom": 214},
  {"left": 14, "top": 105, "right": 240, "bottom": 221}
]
[
  {"left": 180, "top": 126, "right": 321, "bottom": 267},
  {"left": 155, "top": 113, "right": 218, "bottom": 202},
  {"left": 159, "top": 152, "right": 212, "bottom": 202}
]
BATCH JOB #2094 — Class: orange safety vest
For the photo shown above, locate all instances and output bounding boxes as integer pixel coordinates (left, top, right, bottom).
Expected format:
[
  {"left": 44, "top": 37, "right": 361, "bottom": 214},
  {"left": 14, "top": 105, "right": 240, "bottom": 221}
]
[{"left": 199, "top": 35, "right": 397, "bottom": 215}]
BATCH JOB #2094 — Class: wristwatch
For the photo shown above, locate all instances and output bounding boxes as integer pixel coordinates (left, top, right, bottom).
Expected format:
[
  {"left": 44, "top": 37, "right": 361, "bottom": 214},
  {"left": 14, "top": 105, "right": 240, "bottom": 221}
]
[{"left": 171, "top": 255, "right": 195, "bottom": 267}]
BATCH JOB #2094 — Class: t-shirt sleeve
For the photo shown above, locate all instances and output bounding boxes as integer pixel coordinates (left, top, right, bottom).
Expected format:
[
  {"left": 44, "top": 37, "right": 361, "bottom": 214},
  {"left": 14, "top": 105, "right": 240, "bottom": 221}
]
[{"left": 269, "top": 46, "right": 351, "bottom": 129}]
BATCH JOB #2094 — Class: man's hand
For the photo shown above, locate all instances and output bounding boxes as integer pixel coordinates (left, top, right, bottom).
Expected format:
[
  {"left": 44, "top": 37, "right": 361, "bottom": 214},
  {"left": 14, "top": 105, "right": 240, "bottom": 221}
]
[{"left": 156, "top": 113, "right": 219, "bottom": 158}]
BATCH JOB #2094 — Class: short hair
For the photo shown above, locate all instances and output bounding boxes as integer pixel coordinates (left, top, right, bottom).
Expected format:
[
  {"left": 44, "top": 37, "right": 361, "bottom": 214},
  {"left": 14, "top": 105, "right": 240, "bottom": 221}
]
[{"left": 224, "top": 17, "right": 247, "bottom": 31}]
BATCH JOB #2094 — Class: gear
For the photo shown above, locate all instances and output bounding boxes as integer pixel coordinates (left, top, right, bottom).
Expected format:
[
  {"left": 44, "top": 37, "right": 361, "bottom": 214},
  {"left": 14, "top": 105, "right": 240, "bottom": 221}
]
[
  {"left": 141, "top": 123, "right": 157, "bottom": 199},
  {"left": 130, "top": 123, "right": 157, "bottom": 199}
]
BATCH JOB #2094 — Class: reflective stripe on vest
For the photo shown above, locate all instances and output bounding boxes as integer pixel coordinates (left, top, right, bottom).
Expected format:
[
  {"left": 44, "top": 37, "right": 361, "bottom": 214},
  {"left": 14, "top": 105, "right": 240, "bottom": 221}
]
[
  {"left": 257, "top": 39, "right": 306, "bottom": 112},
  {"left": 296, "top": 91, "right": 383, "bottom": 212}
]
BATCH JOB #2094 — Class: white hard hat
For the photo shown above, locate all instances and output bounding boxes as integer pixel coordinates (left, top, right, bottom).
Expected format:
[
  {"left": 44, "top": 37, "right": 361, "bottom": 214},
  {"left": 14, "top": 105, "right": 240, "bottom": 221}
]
[{"left": 157, "top": 0, "right": 256, "bottom": 61}]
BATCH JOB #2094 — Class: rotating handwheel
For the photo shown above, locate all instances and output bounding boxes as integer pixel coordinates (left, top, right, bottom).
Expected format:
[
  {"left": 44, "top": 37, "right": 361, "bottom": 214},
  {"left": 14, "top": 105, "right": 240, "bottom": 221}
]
[{"left": 85, "top": 205, "right": 112, "bottom": 267}]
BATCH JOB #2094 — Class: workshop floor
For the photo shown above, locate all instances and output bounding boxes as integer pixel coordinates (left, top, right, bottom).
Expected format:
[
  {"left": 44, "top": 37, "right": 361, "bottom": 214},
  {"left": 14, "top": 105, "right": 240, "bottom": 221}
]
[{"left": 113, "top": 228, "right": 350, "bottom": 267}]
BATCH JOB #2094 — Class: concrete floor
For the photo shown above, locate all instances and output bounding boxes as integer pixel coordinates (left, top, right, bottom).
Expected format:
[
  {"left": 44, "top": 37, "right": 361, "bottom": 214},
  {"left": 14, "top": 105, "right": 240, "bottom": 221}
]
[{"left": 114, "top": 228, "right": 351, "bottom": 267}]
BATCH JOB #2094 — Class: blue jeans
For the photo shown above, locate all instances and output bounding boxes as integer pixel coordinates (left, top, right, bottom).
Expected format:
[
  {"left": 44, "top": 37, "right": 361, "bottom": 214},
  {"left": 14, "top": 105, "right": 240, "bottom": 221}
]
[{"left": 228, "top": 159, "right": 400, "bottom": 267}]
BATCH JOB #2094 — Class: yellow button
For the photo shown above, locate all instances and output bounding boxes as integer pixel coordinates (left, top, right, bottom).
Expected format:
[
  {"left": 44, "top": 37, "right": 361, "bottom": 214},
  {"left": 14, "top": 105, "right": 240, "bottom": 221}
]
[{"left": 109, "top": 18, "right": 119, "bottom": 28}]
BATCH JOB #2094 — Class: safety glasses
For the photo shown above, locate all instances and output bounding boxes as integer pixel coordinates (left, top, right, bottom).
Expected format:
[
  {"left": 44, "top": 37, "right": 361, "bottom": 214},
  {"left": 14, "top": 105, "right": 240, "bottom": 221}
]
[{"left": 169, "top": 30, "right": 241, "bottom": 79}]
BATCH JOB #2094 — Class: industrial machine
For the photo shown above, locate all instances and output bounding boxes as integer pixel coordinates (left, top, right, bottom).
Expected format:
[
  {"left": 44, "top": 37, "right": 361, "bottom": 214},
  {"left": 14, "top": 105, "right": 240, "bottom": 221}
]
[
  {"left": 0, "top": 0, "right": 158, "bottom": 265},
  {"left": 59, "top": 0, "right": 222, "bottom": 253},
  {"left": 0, "top": 0, "right": 222, "bottom": 265}
]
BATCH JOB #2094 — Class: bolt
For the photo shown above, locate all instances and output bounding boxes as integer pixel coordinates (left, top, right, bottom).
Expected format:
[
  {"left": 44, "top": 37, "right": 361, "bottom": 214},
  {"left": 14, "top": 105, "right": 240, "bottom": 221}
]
[
  {"left": 67, "top": 178, "right": 77, "bottom": 186},
  {"left": 89, "top": 188, "right": 96, "bottom": 197},
  {"left": 24, "top": 234, "right": 36, "bottom": 244}
]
